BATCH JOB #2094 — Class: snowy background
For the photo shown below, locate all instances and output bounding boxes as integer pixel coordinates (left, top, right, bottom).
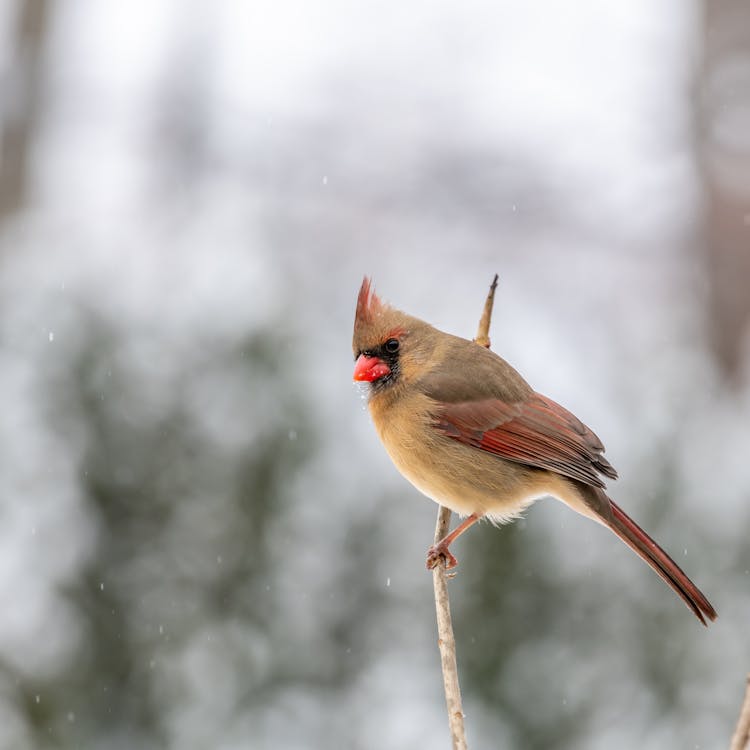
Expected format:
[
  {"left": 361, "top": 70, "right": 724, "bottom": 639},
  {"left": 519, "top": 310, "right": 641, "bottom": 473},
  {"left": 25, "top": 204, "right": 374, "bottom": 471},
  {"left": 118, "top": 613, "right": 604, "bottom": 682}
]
[{"left": 1, "top": 1, "right": 749, "bottom": 748}]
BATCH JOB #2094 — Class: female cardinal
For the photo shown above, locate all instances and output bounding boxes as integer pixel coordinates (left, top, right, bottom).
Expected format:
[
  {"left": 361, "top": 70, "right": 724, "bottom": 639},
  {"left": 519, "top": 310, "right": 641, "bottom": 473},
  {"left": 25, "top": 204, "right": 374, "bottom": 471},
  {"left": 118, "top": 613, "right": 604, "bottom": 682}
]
[{"left": 352, "top": 277, "right": 716, "bottom": 625}]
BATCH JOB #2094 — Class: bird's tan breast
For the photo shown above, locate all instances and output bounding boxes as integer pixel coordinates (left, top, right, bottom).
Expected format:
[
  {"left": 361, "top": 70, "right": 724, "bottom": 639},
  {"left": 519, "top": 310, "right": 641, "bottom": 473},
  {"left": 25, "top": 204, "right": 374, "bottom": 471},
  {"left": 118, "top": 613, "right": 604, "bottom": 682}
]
[{"left": 368, "top": 389, "right": 573, "bottom": 522}]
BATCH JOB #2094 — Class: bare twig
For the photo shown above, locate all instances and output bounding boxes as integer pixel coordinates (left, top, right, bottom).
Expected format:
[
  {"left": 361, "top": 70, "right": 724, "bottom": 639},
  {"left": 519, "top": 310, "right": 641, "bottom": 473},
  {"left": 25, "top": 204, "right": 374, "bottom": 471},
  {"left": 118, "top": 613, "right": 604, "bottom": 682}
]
[
  {"left": 432, "top": 507, "right": 467, "bottom": 750},
  {"left": 432, "top": 275, "right": 499, "bottom": 750},
  {"left": 473, "top": 274, "right": 499, "bottom": 349},
  {"left": 730, "top": 675, "right": 750, "bottom": 750}
]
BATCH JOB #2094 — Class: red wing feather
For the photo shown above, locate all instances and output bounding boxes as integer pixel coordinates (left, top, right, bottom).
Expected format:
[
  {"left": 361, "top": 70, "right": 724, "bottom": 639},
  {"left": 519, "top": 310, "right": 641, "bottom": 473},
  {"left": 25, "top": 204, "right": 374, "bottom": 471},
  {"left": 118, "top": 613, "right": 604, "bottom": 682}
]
[{"left": 434, "top": 393, "right": 617, "bottom": 488}]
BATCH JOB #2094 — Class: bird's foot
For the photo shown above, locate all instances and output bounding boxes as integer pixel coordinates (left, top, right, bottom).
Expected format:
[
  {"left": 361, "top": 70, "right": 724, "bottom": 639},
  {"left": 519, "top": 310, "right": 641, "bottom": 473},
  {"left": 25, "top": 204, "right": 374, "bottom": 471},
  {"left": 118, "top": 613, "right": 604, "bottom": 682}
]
[{"left": 426, "top": 541, "right": 459, "bottom": 571}]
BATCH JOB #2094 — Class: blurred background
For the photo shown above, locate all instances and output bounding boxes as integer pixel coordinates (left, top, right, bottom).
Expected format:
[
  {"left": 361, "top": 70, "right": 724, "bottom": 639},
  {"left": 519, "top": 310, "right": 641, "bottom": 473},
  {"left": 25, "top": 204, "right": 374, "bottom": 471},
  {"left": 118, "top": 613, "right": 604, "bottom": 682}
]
[{"left": 1, "top": 1, "right": 749, "bottom": 748}]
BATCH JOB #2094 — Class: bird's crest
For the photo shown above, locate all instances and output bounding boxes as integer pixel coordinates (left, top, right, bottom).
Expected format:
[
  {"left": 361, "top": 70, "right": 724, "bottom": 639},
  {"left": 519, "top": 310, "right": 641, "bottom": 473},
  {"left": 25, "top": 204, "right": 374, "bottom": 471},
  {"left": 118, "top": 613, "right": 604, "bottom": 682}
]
[{"left": 355, "top": 277, "right": 384, "bottom": 325}]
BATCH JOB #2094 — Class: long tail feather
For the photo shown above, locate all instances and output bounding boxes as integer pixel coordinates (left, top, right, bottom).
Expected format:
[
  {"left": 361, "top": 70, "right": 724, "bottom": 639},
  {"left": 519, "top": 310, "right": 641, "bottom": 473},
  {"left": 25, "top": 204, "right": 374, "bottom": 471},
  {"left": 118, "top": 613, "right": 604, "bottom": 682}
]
[{"left": 607, "top": 500, "right": 717, "bottom": 626}]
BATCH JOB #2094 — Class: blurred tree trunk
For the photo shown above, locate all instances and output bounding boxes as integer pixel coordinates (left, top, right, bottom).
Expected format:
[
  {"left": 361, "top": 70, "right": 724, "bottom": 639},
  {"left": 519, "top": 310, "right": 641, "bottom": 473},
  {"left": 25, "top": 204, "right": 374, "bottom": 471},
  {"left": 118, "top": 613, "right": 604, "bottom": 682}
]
[
  {"left": 0, "top": 0, "right": 49, "bottom": 223},
  {"left": 698, "top": 0, "right": 750, "bottom": 384}
]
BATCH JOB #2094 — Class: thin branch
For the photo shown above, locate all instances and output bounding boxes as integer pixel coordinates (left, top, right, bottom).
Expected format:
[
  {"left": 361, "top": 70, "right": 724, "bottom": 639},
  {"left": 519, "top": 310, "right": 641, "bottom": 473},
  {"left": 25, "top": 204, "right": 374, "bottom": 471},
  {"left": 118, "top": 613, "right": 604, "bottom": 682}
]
[
  {"left": 432, "top": 274, "right": 499, "bottom": 750},
  {"left": 731, "top": 675, "right": 750, "bottom": 750},
  {"left": 432, "top": 507, "right": 467, "bottom": 750},
  {"left": 473, "top": 274, "right": 499, "bottom": 348}
]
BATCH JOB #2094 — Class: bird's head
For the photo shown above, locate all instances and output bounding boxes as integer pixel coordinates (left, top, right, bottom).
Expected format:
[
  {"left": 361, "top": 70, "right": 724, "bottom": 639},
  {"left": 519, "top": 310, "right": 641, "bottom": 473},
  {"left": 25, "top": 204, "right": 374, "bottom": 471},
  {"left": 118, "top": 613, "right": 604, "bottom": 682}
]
[{"left": 352, "top": 277, "right": 432, "bottom": 393}]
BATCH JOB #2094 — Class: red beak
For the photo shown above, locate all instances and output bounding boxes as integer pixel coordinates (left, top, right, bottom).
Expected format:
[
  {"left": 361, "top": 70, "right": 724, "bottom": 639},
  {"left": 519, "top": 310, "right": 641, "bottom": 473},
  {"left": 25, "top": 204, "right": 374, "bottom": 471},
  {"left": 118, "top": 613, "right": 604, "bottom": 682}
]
[{"left": 353, "top": 354, "right": 391, "bottom": 382}]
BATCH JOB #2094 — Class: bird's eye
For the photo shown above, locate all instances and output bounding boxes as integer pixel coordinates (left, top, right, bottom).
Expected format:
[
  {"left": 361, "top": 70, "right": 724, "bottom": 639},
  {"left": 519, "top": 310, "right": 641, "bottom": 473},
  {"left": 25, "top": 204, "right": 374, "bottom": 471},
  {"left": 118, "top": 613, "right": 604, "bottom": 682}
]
[{"left": 384, "top": 338, "right": 400, "bottom": 354}]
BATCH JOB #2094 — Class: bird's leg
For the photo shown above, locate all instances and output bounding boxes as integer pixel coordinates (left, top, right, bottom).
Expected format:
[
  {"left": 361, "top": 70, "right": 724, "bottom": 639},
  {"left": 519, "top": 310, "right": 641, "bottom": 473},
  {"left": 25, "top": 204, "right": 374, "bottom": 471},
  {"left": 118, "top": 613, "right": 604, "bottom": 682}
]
[{"left": 426, "top": 513, "right": 480, "bottom": 570}]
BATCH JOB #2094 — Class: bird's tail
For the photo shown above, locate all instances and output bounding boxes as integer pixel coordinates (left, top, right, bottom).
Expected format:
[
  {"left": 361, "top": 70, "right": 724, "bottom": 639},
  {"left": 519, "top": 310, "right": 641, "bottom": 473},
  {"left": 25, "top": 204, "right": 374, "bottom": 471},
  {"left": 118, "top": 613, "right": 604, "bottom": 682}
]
[{"left": 604, "top": 499, "right": 716, "bottom": 625}]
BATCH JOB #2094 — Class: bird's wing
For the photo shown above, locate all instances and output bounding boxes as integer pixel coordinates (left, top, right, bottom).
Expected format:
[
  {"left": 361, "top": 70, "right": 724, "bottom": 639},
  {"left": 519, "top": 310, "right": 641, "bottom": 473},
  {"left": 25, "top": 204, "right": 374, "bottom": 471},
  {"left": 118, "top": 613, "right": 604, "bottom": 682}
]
[{"left": 433, "top": 393, "right": 617, "bottom": 488}]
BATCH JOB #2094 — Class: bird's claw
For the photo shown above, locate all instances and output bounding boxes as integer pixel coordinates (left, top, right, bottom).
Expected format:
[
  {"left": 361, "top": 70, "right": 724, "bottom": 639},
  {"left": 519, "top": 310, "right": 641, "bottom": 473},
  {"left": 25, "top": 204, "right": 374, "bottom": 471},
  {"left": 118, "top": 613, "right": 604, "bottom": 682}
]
[{"left": 426, "top": 542, "right": 459, "bottom": 571}]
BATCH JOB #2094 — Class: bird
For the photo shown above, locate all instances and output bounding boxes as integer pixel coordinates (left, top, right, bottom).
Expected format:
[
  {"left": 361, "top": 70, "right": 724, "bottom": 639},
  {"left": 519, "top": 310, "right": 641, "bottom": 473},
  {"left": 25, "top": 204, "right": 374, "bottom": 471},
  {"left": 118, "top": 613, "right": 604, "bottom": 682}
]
[{"left": 352, "top": 277, "right": 716, "bottom": 625}]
